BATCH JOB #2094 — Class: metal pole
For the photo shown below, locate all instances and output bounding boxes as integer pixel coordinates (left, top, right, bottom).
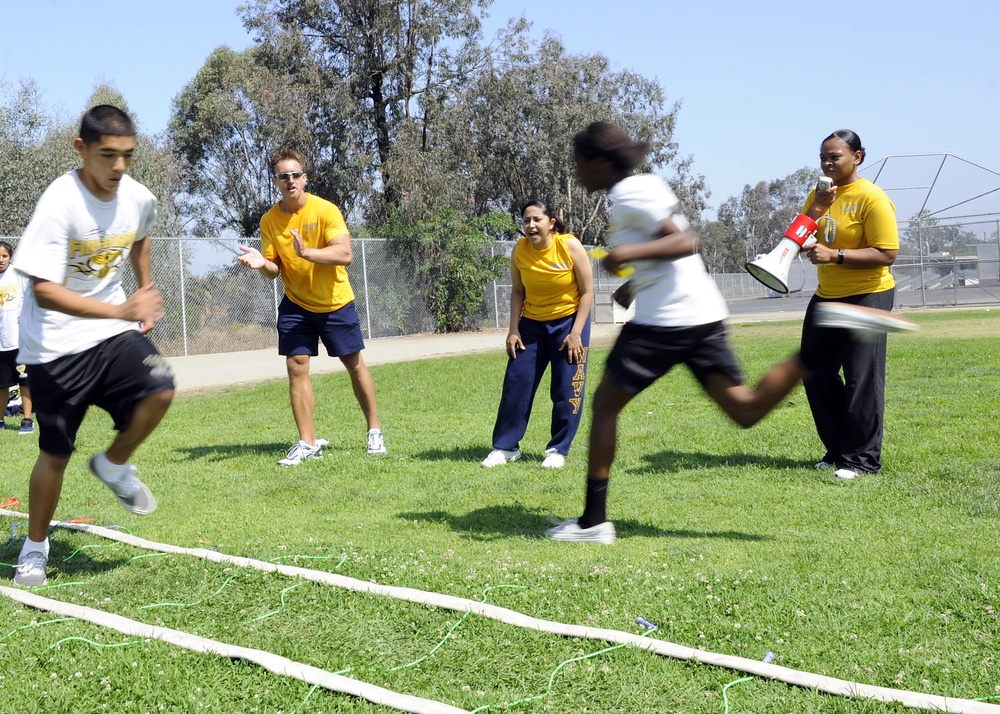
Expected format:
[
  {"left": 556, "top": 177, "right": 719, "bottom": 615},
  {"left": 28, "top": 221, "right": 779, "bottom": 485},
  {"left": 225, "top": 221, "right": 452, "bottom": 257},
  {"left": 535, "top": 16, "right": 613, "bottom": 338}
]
[
  {"left": 178, "top": 239, "right": 189, "bottom": 356},
  {"left": 361, "top": 239, "right": 372, "bottom": 339},
  {"left": 918, "top": 226, "right": 927, "bottom": 308},
  {"left": 493, "top": 244, "right": 500, "bottom": 330},
  {"left": 273, "top": 276, "right": 280, "bottom": 326}
]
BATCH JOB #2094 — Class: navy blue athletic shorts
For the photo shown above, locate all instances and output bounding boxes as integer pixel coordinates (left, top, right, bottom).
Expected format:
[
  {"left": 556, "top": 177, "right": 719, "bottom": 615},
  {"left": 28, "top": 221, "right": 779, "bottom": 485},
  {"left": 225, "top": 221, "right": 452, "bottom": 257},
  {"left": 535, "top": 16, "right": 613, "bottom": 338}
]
[{"left": 277, "top": 297, "right": 365, "bottom": 358}]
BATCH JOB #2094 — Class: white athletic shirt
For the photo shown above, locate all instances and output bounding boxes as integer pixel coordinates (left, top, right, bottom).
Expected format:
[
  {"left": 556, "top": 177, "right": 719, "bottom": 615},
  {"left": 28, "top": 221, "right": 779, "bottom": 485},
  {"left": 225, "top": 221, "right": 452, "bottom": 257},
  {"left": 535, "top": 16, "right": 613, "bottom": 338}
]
[
  {"left": 12, "top": 170, "right": 157, "bottom": 364},
  {"left": 0, "top": 267, "right": 28, "bottom": 352},
  {"left": 608, "top": 174, "right": 728, "bottom": 327}
]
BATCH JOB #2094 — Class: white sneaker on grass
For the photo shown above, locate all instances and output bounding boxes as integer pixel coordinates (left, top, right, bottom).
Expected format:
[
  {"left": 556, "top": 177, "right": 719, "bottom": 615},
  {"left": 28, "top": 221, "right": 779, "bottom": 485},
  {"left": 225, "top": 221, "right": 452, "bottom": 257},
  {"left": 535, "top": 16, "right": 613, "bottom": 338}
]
[
  {"left": 541, "top": 448, "right": 566, "bottom": 469},
  {"left": 278, "top": 440, "right": 323, "bottom": 467},
  {"left": 546, "top": 518, "right": 616, "bottom": 544},
  {"left": 367, "top": 429, "right": 387, "bottom": 455},
  {"left": 88, "top": 456, "right": 157, "bottom": 516},
  {"left": 13, "top": 551, "right": 47, "bottom": 587},
  {"left": 481, "top": 448, "right": 520, "bottom": 468},
  {"left": 835, "top": 468, "right": 858, "bottom": 480}
]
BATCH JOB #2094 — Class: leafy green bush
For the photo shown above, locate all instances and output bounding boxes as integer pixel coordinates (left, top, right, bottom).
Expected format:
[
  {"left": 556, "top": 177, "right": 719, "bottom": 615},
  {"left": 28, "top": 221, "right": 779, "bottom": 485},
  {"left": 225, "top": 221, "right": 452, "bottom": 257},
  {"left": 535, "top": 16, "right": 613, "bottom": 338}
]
[{"left": 382, "top": 209, "right": 511, "bottom": 332}]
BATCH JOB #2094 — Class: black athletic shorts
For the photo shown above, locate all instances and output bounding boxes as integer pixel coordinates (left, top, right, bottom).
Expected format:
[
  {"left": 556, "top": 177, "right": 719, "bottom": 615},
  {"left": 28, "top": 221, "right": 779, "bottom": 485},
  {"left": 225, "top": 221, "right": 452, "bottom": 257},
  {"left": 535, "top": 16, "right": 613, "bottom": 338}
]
[
  {"left": 604, "top": 320, "right": 744, "bottom": 396},
  {"left": 0, "top": 349, "right": 24, "bottom": 389},
  {"left": 26, "top": 331, "right": 175, "bottom": 456}
]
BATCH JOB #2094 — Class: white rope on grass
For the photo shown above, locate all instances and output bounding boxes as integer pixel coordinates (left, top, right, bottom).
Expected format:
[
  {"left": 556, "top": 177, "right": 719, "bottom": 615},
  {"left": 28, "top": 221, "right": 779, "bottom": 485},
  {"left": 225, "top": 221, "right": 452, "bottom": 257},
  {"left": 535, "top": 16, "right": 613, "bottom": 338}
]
[
  {"left": 0, "top": 584, "right": 469, "bottom": 714},
  {"left": 3, "top": 509, "right": 1000, "bottom": 713}
]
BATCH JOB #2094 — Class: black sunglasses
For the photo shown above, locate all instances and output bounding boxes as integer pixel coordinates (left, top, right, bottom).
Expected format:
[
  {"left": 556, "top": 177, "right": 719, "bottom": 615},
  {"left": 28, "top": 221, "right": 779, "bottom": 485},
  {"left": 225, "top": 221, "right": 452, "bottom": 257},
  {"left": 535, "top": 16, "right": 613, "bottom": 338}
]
[{"left": 274, "top": 171, "right": 305, "bottom": 181}]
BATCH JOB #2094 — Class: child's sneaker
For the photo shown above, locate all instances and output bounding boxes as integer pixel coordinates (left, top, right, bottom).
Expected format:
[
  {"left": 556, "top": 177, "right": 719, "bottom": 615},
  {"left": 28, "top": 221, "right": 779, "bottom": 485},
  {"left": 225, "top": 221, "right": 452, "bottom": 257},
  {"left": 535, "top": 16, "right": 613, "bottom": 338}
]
[
  {"left": 19, "top": 418, "right": 35, "bottom": 435},
  {"left": 367, "top": 429, "right": 387, "bottom": 455},
  {"left": 13, "top": 550, "right": 48, "bottom": 587},
  {"left": 88, "top": 456, "right": 158, "bottom": 515},
  {"left": 278, "top": 440, "right": 323, "bottom": 467}
]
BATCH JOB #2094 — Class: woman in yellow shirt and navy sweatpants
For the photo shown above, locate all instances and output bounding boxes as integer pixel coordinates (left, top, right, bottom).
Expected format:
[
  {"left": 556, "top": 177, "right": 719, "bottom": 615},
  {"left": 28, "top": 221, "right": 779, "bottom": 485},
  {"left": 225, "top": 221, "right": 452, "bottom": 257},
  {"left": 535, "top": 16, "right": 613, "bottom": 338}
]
[{"left": 482, "top": 201, "right": 594, "bottom": 469}]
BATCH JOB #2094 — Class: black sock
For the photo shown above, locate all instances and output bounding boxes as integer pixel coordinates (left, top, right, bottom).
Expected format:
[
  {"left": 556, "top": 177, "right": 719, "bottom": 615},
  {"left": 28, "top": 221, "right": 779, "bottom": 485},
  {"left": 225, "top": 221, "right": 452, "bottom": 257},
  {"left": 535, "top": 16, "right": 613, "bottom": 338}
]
[{"left": 579, "top": 478, "right": 608, "bottom": 529}]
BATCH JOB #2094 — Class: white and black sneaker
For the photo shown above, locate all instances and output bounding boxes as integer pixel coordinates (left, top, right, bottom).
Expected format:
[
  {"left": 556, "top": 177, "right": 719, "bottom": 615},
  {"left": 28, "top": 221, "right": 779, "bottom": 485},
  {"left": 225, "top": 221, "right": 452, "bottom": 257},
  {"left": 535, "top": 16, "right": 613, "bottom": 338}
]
[
  {"left": 89, "top": 456, "right": 157, "bottom": 516},
  {"left": 278, "top": 440, "right": 323, "bottom": 467},
  {"left": 546, "top": 517, "right": 616, "bottom": 544}
]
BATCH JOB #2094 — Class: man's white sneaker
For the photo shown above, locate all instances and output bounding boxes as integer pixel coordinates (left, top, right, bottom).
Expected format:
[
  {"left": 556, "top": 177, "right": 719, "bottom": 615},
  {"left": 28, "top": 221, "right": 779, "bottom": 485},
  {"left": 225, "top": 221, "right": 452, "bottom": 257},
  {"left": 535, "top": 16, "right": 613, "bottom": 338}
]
[
  {"left": 88, "top": 457, "right": 157, "bottom": 516},
  {"left": 13, "top": 551, "right": 48, "bottom": 587},
  {"left": 546, "top": 518, "right": 616, "bottom": 544},
  {"left": 278, "top": 440, "right": 323, "bottom": 467},
  {"left": 815, "top": 461, "right": 835, "bottom": 470},
  {"left": 835, "top": 468, "right": 858, "bottom": 480},
  {"left": 367, "top": 429, "right": 387, "bottom": 455},
  {"left": 541, "top": 449, "right": 566, "bottom": 469},
  {"left": 481, "top": 448, "right": 520, "bottom": 468}
]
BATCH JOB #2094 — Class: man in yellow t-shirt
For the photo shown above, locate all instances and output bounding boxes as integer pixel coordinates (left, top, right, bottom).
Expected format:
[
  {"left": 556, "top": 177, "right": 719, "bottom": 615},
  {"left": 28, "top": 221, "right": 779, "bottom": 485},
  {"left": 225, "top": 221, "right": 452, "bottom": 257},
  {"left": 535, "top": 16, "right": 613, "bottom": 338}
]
[{"left": 238, "top": 150, "right": 385, "bottom": 466}]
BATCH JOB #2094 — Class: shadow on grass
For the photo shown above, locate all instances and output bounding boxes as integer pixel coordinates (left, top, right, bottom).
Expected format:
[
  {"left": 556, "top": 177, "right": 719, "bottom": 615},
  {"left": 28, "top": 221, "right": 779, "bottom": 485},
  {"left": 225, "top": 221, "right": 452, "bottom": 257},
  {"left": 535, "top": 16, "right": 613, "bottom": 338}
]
[
  {"left": 174, "top": 442, "right": 290, "bottom": 461},
  {"left": 414, "top": 446, "right": 492, "bottom": 462},
  {"left": 398, "top": 505, "right": 771, "bottom": 543},
  {"left": 632, "top": 449, "right": 808, "bottom": 475}
]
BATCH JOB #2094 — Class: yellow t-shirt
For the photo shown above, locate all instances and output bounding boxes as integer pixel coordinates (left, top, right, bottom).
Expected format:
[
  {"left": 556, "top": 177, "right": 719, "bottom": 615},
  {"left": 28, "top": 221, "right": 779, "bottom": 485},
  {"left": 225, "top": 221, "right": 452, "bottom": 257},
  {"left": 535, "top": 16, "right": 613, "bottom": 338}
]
[
  {"left": 801, "top": 178, "right": 898, "bottom": 299},
  {"left": 515, "top": 233, "right": 581, "bottom": 321},
  {"left": 260, "top": 194, "right": 355, "bottom": 313}
]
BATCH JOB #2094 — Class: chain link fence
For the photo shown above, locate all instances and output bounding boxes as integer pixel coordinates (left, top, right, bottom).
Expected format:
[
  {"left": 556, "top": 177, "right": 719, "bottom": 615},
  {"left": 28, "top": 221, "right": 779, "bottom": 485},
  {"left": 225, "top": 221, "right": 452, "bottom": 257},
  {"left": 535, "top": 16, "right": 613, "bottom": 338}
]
[{"left": 3, "top": 228, "right": 999, "bottom": 358}]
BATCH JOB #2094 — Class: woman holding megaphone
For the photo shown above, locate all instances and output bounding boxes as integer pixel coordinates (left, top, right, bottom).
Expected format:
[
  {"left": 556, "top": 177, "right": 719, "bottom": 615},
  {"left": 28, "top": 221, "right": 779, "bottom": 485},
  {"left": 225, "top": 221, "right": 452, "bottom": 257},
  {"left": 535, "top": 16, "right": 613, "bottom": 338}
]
[{"left": 799, "top": 130, "right": 900, "bottom": 481}]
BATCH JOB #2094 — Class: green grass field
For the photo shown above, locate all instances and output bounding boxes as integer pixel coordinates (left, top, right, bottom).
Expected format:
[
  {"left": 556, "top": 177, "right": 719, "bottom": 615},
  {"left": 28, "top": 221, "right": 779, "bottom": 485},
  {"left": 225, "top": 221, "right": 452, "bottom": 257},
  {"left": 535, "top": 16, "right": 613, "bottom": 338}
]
[{"left": 2, "top": 309, "right": 1000, "bottom": 713}]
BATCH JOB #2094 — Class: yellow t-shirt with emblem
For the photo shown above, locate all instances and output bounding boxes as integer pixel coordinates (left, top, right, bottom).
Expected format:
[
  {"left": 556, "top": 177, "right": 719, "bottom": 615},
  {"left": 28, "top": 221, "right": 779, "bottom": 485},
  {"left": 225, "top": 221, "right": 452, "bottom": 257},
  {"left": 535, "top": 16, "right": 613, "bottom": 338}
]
[
  {"left": 515, "top": 233, "right": 581, "bottom": 321},
  {"left": 260, "top": 194, "right": 355, "bottom": 313},
  {"left": 801, "top": 177, "right": 898, "bottom": 299}
]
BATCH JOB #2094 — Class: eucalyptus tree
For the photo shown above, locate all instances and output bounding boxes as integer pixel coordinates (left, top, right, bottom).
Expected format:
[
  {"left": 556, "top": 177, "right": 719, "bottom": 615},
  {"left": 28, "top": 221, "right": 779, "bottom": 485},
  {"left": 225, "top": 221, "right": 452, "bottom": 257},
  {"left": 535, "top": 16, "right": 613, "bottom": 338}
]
[
  {"left": 239, "top": 0, "right": 492, "bottom": 222},
  {"left": 708, "top": 167, "right": 815, "bottom": 272},
  {"left": 0, "top": 80, "right": 75, "bottom": 235},
  {"left": 419, "top": 28, "right": 707, "bottom": 244},
  {"left": 168, "top": 45, "right": 322, "bottom": 238}
]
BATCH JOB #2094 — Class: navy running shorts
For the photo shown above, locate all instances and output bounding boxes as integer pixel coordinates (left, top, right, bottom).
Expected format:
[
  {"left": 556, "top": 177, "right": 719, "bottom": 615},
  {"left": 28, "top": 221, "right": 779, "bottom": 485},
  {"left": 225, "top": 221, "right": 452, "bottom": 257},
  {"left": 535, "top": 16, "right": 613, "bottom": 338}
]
[{"left": 277, "top": 297, "right": 365, "bottom": 358}]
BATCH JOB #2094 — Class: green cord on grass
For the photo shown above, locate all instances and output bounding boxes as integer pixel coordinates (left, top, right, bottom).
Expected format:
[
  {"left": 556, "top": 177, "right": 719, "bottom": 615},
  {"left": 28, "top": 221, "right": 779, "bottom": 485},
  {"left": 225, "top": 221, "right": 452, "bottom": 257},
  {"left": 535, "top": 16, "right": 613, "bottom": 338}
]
[
  {"left": 0, "top": 618, "right": 75, "bottom": 644},
  {"left": 468, "top": 627, "right": 656, "bottom": 714},
  {"left": 138, "top": 574, "right": 239, "bottom": 610},
  {"left": 247, "top": 583, "right": 303, "bottom": 623},
  {"left": 721, "top": 676, "right": 755, "bottom": 713},
  {"left": 48, "top": 635, "right": 144, "bottom": 651},
  {"left": 390, "top": 584, "right": 527, "bottom": 672}
]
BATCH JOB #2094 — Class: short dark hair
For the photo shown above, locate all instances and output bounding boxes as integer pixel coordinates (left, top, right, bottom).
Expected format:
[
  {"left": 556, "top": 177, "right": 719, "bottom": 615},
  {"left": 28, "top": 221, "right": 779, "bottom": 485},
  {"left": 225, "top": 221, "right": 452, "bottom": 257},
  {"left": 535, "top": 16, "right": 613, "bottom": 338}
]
[
  {"left": 79, "top": 105, "right": 136, "bottom": 145},
  {"left": 0, "top": 240, "right": 13, "bottom": 256},
  {"left": 573, "top": 121, "right": 649, "bottom": 173},
  {"left": 520, "top": 200, "right": 567, "bottom": 234},
  {"left": 825, "top": 129, "right": 866, "bottom": 165},
  {"left": 270, "top": 149, "right": 307, "bottom": 175}
]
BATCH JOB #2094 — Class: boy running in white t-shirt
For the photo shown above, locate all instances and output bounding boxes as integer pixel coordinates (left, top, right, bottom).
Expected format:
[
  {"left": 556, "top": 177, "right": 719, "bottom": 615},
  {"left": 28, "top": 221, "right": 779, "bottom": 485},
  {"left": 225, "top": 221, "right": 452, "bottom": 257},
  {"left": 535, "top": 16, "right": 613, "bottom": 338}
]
[{"left": 11, "top": 105, "right": 175, "bottom": 587}]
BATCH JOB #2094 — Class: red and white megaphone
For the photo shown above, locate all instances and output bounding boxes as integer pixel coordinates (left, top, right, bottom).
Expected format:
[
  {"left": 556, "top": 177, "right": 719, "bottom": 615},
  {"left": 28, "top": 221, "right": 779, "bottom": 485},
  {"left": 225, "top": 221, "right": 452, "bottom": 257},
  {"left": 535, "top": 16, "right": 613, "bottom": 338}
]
[{"left": 745, "top": 214, "right": 818, "bottom": 294}]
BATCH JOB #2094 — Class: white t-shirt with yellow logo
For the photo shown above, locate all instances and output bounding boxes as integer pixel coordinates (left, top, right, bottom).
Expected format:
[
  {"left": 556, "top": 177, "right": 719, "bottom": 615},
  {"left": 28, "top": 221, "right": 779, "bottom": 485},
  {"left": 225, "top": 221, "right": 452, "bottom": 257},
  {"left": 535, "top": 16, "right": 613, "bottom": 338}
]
[
  {"left": 0, "top": 266, "right": 29, "bottom": 352},
  {"left": 13, "top": 170, "right": 157, "bottom": 363}
]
